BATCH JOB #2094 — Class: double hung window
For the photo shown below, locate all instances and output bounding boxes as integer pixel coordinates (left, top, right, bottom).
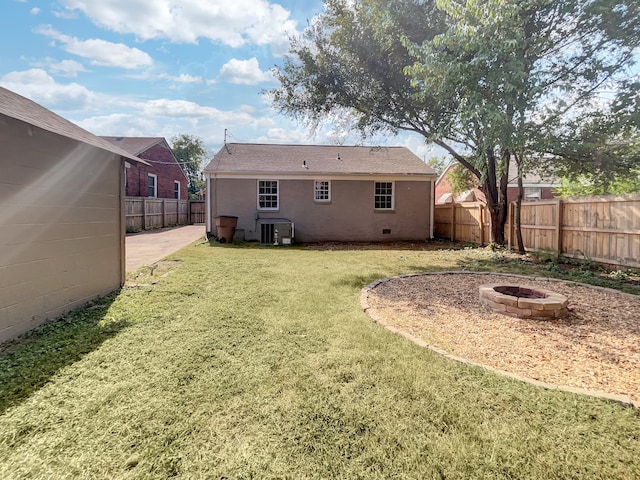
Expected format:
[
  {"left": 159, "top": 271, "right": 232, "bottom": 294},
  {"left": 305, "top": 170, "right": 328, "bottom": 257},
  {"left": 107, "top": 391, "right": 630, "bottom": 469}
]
[
  {"left": 374, "top": 182, "right": 393, "bottom": 210},
  {"left": 314, "top": 180, "right": 330, "bottom": 202},
  {"left": 258, "top": 180, "right": 279, "bottom": 210},
  {"left": 148, "top": 174, "right": 157, "bottom": 198}
]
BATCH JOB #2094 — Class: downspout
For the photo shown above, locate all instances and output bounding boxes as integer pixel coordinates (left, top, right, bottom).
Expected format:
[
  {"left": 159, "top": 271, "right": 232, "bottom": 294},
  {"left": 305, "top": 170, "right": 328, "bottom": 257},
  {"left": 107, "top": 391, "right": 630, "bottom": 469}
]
[
  {"left": 430, "top": 177, "right": 435, "bottom": 239},
  {"left": 206, "top": 174, "right": 212, "bottom": 234},
  {"left": 206, "top": 173, "right": 218, "bottom": 238},
  {"left": 119, "top": 157, "right": 126, "bottom": 286}
]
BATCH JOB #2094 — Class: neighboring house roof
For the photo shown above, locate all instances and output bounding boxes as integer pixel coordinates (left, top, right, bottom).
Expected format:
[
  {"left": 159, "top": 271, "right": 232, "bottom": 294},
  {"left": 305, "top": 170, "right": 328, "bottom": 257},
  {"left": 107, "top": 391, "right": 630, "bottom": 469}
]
[
  {"left": 436, "top": 159, "right": 560, "bottom": 188},
  {"left": 205, "top": 143, "right": 437, "bottom": 177},
  {"left": 102, "top": 136, "right": 189, "bottom": 182},
  {"left": 0, "top": 86, "right": 148, "bottom": 165},
  {"left": 101, "top": 136, "right": 165, "bottom": 156}
]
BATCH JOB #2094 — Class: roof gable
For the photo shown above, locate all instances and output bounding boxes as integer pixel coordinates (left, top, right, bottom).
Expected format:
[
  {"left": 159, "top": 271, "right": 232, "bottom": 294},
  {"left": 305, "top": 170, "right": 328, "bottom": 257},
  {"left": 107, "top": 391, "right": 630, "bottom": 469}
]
[
  {"left": 205, "top": 143, "right": 436, "bottom": 177},
  {"left": 0, "top": 87, "right": 148, "bottom": 165},
  {"left": 100, "top": 136, "right": 165, "bottom": 156},
  {"left": 102, "top": 136, "right": 189, "bottom": 183}
]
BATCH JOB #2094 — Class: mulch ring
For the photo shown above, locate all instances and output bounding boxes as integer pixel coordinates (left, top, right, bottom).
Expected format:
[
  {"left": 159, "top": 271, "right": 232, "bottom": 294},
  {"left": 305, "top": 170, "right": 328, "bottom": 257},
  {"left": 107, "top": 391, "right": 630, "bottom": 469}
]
[{"left": 362, "top": 272, "right": 640, "bottom": 408}]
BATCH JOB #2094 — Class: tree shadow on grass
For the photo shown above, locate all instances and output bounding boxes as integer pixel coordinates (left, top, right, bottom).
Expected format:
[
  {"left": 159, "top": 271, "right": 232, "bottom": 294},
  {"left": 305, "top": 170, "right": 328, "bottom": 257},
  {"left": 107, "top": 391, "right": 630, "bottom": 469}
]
[
  {"left": 335, "top": 273, "right": 391, "bottom": 289},
  {"left": 0, "top": 292, "right": 128, "bottom": 414}
]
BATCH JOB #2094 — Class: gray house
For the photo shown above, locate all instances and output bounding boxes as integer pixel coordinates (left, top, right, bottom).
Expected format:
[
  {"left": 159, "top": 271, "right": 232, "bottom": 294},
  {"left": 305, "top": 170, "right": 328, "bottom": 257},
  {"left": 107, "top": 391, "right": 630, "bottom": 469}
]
[
  {"left": 203, "top": 143, "right": 437, "bottom": 244},
  {"left": 0, "top": 86, "right": 147, "bottom": 343}
]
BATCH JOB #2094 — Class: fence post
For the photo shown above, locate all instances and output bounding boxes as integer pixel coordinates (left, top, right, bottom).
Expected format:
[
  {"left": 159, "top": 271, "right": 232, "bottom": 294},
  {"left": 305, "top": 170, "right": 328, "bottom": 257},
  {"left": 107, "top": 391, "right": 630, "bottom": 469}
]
[
  {"left": 451, "top": 203, "right": 456, "bottom": 242},
  {"left": 162, "top": 199, "right": 167, "bottom": 227},
  {"left": 142, "top": 198, "right": 147, "bottom": 230},
  {"left": 555, "top": 199, "right": 563, "bottom": 256},
  {"left": 479, "top": 203, "right": 485, "bottom": 246}
]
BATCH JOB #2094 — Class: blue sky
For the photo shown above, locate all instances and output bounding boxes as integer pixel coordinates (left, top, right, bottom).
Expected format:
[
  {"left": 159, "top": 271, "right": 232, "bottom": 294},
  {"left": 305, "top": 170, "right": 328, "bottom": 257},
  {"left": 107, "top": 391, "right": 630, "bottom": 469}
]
[{"left": 0, "top": 0, "right": 436, "bottom": 161}]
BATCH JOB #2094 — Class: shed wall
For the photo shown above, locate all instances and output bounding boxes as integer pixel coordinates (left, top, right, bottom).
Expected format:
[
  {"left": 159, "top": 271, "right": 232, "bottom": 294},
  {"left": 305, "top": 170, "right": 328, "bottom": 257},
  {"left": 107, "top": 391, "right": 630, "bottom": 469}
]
[
  {"left": 0, "top": 117, "right": 123, "bottom": 342},
  {"left": 210, "top": 178, "right": 431, "bottom": 242}
]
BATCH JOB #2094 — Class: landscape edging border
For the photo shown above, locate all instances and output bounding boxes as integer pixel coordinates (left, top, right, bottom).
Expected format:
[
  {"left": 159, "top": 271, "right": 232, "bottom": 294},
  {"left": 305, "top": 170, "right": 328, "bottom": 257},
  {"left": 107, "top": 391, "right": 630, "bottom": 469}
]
[{"left": 361, "top": 271, "right": 639, "bottom": 409}]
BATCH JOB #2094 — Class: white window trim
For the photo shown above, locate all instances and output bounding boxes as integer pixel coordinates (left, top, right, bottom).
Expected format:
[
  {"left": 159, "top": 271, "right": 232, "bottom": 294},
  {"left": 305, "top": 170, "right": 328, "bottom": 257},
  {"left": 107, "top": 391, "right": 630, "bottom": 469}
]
[
  {"left": 257, "top": 179, "right": 279, "bottom": 211},
  {"left": 148, "top": 173, "right": 158, "bottom": 198},
  {"left": 524, "top": 186, "right": 542, "bottom": 200},
  {"left": 374, "top": 181, "right": 394, "bottom": 210},
  {"left": 174, "top": 181, "right": 180, "bottom": 199},
  {"left": 314, "top": 180, "right": 331, "bottom": 203}
]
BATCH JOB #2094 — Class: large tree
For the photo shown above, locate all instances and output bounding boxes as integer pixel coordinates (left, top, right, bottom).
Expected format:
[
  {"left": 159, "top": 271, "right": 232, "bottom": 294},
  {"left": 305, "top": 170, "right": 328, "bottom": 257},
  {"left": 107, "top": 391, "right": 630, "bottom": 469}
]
[
  {"left": 539, "top": 83, "right": 640, "bottom": 195},
  {"left": 170, "top": 134, "right": 208, "bottom": 198},
  {"left": 270, "top": 0, "right": 640, "bottom": 244}
]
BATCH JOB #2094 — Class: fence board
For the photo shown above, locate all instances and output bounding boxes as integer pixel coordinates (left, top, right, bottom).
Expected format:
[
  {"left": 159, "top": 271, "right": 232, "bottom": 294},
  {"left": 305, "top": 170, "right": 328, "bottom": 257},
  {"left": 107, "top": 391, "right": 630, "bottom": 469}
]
[
  {"left": 189, "top": 201, "right": 206, "bottom": 224},
  {"left": 512, "top": 195, "right": 640, "bottom": 268},
  {"left": 125, "top": 197, "right": 191, "bottom": 232},
  {"left": 438, "top": 195, "right": 640, "bottom": 268},
  {"left": 434, "top": 202, "right": 489, "bottom": 245}
]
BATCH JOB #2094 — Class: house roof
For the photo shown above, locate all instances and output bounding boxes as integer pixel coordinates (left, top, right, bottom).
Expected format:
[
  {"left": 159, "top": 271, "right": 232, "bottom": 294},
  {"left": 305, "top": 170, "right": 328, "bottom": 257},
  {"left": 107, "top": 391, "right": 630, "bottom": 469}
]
[
  {"left": 436, "top": 159, "right": 559, "bottom": 187},
  {"left": 102, "top": 136, "right": 189, "bottom": 183},
  {"left": 204, "top": 143, "right": 437, "bottom": 177},
  {"left": 0, "top": 86, "right": 148, "bottom": 165},
  {"left": 100, "top": 136, "right": 165, "bottom": 156}
]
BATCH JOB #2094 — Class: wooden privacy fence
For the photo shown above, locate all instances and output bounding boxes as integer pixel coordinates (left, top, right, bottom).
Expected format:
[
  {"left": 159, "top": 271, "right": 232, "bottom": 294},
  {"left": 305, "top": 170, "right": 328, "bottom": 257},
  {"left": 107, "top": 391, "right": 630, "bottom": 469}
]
[
  {"left": 189, "top": 200, "right": 206, "bottom": 224},
  {"left": 434, "top": 195, "right": 640, "bottom": 268},
  {"left": 506, "top": 195, "right": 640, "bottom": 268},
  {"left": 434, "top": 202, "right": 491, "bottom": 246},
  {"left": 125, "top": 197, "right": 189, "bottom": 232}
]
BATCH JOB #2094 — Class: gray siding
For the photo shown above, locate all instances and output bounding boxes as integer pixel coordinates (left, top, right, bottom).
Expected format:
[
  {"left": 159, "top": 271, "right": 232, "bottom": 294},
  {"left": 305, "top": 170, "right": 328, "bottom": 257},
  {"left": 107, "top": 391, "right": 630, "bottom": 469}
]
[
  {"left": 0, "top": 117, "right": 123, "bottom": 342},
  {"left": 210, "top": 178, "right": 431, "bottom": 242}
]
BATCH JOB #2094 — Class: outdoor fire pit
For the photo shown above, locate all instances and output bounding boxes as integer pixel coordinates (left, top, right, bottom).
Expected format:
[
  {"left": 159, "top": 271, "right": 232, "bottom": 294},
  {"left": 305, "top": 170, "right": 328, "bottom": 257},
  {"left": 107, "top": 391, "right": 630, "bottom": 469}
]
[{"left": 479, "top": 284, "right": 569, "bottom": 319}]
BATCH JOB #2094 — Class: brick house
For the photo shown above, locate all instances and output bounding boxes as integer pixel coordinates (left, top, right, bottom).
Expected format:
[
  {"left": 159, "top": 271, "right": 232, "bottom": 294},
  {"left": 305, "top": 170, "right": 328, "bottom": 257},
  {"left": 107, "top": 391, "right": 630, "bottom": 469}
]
[
  {"left": 203, "top": 143, "right": 437, "bottom": 243},
  {"left": 102, "top": 137, "right": 188, "bottom": 200},
  {"left": 435, "top": 160, "right": 560, "bottom": 204}
]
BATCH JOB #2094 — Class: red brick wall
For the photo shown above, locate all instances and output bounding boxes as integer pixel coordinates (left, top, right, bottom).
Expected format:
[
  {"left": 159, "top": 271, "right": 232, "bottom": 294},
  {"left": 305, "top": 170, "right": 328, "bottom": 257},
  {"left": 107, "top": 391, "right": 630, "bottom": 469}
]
[
  {"left": 125, "top": 142, "right": 188, "bottom": 199},
  {"left": 436, "top": 171, "right": 556, "bottom": 204},
  {"left": 506, "top": 186, "right": 557, "bottom": 202}
]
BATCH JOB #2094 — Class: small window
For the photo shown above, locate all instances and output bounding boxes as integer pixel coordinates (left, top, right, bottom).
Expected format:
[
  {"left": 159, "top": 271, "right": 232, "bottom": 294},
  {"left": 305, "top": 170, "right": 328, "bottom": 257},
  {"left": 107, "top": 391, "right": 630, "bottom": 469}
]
[
  {"left": 374, "top": 181, "right": 393, "bottom": 210},
  {"left": 524, "top": 187, "right": 541, "bottom": 200},
  {"left": 314, "top": 180, "right": 331, "bottom": 202},
  {"left": 148, "top": 174, "right": 157, "bottom": 198},
  {"left": 174, "top": 181, "right": 180, "bottom": 199},
  {"left": 258, "top": 180, "right": 279, "bottom": 210}
]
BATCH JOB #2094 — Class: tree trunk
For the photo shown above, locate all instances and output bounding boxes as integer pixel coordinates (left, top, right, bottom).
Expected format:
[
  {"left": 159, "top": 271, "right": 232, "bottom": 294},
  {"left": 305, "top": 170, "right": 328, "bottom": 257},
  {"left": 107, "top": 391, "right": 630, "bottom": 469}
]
[
  {"left": 515, "top": 156, "right": 526, "bottom": 254},
  {"left": 482, "top": 150, "right": 509, "bottom": 245}
]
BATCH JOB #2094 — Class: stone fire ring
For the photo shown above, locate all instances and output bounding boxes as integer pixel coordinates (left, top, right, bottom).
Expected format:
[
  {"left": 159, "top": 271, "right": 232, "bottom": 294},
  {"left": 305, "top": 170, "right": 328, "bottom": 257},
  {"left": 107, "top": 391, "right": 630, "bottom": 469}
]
[{"left": 479, "top": 284, "right": 569, "bottom": 319}]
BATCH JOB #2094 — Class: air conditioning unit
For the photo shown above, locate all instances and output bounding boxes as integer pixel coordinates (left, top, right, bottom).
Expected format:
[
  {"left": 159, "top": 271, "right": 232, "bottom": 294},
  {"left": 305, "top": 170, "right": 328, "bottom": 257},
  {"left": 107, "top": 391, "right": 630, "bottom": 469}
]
[{"left": 260, "top": 221, "right": 294, "bottom": 246}]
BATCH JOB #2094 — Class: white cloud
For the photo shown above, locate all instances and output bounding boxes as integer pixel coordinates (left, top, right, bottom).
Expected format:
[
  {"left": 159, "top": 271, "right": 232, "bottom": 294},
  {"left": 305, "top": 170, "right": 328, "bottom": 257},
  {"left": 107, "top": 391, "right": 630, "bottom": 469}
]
[
  {"left": 77, "top": 113, "right": 158, "bottom": 137},
  {"left": 59, "top": 0, "right": 299, "bottom": 55},
  {"left": 217, "top": 58, "right": 273, "bottom": 85},
  {"left": 34, "top": 25, "right": 153, "bottom": 69},
  {"left": 52, "top": 8, "right": 77, "bottom": 19},
  {"left": 0, "top": 69, "right": 94, "bottom": 109},
  {"left": 139, "top": 98, "right": 275, "bottom": 129},
  {"left": 159, "top": 73, "right": 203, "bottom": 84},
  {"left": 76, "top": 98, "right": 284, "bottom": 152},
  {"left": 33, "top": 58, "right": 88, "bottom": 78},
  {"left": 30, "top": 7, "right": 40, "bottom": 15},
  {"left": 256, "top": 128, "right": 311, "bottom": 144}
]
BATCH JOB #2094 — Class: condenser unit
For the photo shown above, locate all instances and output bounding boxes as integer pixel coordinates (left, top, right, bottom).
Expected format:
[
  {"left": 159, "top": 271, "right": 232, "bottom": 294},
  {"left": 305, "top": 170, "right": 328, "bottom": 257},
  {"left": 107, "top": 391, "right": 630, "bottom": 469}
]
[{"left": 260, "top": 220, "right": 294, "bottom": 246}]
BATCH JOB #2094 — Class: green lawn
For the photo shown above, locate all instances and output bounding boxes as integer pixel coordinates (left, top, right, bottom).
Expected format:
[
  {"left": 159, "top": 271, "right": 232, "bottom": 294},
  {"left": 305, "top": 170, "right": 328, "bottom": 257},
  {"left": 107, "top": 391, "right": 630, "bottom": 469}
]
[{"left": 0, "top": 242, "right": 638, "bottom": 479}]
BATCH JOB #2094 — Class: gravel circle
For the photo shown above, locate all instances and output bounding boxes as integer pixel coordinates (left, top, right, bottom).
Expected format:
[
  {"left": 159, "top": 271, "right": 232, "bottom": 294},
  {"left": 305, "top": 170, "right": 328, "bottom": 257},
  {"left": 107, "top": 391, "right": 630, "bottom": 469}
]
[{"left": 363, "top": 272, "right": 640, "bottom": 407}]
